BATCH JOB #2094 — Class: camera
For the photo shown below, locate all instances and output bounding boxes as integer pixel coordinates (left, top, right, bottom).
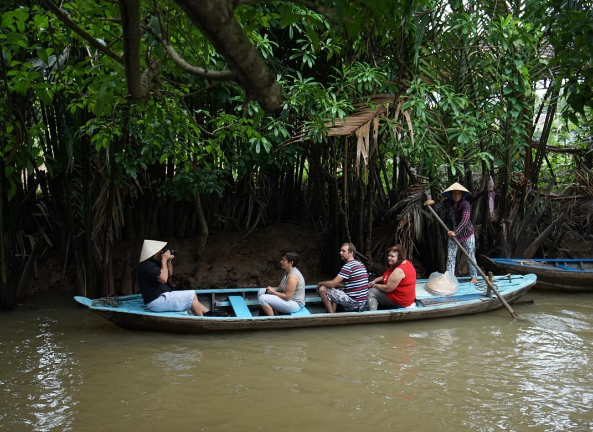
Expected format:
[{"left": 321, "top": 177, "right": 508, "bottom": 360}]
[{"left": 161, "top": 248, "right": 177, "bottom": 256}]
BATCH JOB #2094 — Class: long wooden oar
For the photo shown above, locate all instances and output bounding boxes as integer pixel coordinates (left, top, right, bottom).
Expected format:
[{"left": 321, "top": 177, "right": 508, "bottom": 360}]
[{"left": 425, "top": 203, "right": 519, "bottom": 319}]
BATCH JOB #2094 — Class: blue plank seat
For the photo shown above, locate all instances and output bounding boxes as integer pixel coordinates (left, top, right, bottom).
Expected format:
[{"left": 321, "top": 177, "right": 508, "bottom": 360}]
[
  {"left": 228, "top": 296, "right": 253, "bottom": 318},
  {"left": 290, "top": 306, "right": 311, "bottom": 316},
  {"left": 225, "top": 296, "right": 311, "bottom": 317}
]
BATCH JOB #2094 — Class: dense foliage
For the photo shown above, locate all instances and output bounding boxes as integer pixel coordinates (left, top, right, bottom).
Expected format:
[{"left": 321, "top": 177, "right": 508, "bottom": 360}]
[{"left": 1, "top": 0, "right": 591, "bottom": 307}]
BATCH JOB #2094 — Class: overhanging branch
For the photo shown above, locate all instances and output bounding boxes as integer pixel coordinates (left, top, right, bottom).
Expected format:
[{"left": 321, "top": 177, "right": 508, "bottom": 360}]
[
  {"left": 174, "top": 0, "right": 281, "bottom": 112},
  {"left": 236, "top": 0, "right": 354, "bottom": 23},
  {"left": 40, "top": 0, "right": 123, "bottom": 63},
  {"left": 530, "top": 139, "right": 592, "bottom": 155},
  {"left": 144, "top": 25, "right": 235, "bottom": 81}
]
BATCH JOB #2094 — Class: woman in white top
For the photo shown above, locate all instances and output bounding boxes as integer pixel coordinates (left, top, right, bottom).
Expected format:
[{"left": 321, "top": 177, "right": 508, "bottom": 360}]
[{"left": 258, "top": 252, "right": 306, "bottom": 316}]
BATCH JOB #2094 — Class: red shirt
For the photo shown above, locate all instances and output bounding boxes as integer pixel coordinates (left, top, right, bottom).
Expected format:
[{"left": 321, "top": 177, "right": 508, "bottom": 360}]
[{"left": 385, "top": 260, "right": 417, "bottom": 307}]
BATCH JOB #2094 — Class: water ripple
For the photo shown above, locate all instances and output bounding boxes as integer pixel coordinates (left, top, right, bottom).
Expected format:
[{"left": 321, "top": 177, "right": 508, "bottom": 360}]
[{"left": 1, "top": 292, "right": 591, "bottom": 432}]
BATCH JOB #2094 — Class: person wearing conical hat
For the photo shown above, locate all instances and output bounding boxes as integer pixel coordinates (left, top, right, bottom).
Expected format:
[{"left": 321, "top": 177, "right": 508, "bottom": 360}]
[
  {"left": 424, "top": 182, "right": 478, "bottom": 284},
  {"left": 137, "top": 240, "right": 210, "bottom": 316}
]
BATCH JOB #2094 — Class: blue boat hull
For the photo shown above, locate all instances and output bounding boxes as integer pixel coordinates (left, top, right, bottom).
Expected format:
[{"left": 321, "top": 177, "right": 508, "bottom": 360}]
[
  {"left": 75, "top": 274, "right": 537, "bottom": 334},
  {"left": 482, "top": 257, "right": 593, "bottom": 293}
]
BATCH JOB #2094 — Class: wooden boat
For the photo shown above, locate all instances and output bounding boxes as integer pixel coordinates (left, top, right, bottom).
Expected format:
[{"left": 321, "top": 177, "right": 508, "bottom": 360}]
[
  {"left": 481, "top": 256, "right": 593, "bottom": 293},
  {"left": 74, "top": 274, "right": 536, "bottom": 334}
]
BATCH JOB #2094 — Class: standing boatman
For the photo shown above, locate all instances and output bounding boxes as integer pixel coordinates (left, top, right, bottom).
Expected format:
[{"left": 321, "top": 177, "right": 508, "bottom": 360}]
[{"left": 424, "top": 182, "right": 478, "bottom": 284}]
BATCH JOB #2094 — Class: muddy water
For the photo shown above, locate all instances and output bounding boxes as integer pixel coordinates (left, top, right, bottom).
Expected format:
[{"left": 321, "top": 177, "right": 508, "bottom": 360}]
[{"left": 0, "top": 291, "right": 591, "bottom": 432}]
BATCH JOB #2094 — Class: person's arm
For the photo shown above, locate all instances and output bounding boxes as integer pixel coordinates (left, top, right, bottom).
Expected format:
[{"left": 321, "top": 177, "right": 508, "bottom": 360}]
[
  {"left": 269, "top": 274, "right": 298, "bottom": 300},
  {"left": 426, "top": 200, "right": 455, "bottom": 236},
  {"left": 433, "top": 201, "right": 447, "bottom": 213},
  {"left": 375, "top": 268, "right": 405, "bottom": 293},
  {"left": 453, "top": 200, "right": 472, "bottom": 235},
  {"left": 156, "top": 251, "right": 173, "bottom": 283},
  {"left": 425, "top": 199, "right": 446, "bottom": 210},
  {"left": 368, "top": 276, "right": 383, "bottom": 288},
  {"left": 317, "top": 275, "right": 344, "bottom": 289}
]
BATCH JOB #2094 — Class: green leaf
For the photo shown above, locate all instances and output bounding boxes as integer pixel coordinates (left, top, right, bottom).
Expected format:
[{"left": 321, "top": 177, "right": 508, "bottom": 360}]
[
  {"left": 1, "top": 12, "right": 14, "bottom": 29},
  {"left": 37, "top": 48, "right": 49, "bottom": 66},
  {"left": 306, "top": 27, "right": 320, "bottom": 51},
  {"left": 36, "top": 89, "right": 51, "bottom": 105}
]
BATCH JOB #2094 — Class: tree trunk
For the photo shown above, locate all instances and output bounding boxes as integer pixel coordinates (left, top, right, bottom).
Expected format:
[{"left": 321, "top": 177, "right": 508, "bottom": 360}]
[
  {"left": 523, "top": 219, "right": 558, "bottom": 258},
  {"left": 173, "top": 0, "right": 281, "bottom": 112},
  {"left": 193, "top": 194, "right": 209, "bottom": 262},
  {"left": 531, "top": 87, "right": 560, "bottom": 186},
  {"left": 119, "top": 249, "right": 133, "bottom": 295}
]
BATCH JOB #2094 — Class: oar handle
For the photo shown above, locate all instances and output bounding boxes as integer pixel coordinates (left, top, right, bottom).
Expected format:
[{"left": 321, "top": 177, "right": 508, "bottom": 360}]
[{"left": 425, "top": 203, "right": 518, "bottom": 319}]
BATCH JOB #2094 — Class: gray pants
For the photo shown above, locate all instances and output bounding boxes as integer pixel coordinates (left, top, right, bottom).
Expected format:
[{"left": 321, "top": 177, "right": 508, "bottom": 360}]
[{"left": 367, "top": 287, "right": 403, "bottom": 311}]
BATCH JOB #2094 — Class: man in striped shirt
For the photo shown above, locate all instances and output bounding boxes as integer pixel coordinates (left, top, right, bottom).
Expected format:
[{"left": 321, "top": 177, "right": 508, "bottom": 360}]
[{"left": 316, "top": 243, "right": 369, "bottom": 313}]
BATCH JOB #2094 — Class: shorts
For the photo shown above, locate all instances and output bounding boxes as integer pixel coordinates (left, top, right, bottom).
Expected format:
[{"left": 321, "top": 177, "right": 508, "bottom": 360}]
[
  {"left": 326, "top": 288, "right": 368, "bottom": 312},
  {"left": 147, "top": 290, "right": 195, "bottom": 312}
]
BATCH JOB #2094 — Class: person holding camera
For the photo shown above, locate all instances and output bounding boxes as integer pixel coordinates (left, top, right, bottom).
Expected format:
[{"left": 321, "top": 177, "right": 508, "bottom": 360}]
[{"left": 137, "top": 240, "right": 210, "bottom": 316}]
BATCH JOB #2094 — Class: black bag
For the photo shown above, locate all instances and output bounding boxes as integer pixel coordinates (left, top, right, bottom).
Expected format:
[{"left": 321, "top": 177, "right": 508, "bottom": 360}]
[{"left": 205, "top": 308, "right": 230, "bottom": 317}]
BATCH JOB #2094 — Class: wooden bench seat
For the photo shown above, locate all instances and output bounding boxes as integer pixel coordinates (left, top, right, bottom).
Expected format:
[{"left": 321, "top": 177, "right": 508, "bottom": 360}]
[
  {"left": 220, "top": 296, "right": 315, "bottom": 317},
  {"left": 217, "top": 296, "right": 322, "bottom": 308},
  {"left": 228, "top": 296, "right": 253, "bottom": 318}
]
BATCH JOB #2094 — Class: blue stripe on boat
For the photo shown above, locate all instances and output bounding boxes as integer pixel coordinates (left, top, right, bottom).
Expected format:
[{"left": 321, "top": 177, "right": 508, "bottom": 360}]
[
  {"left": 491, "top": 259, "right": 592, "bottom": 273},
  {"left": 491, "top": 258, "right": 593, "bottom": 263},
  {"left": 555, "top": 265, "right": 581, "bottom": 271},
  {"left": 228, "top": 296, "right": 253, "bottom": 318}
]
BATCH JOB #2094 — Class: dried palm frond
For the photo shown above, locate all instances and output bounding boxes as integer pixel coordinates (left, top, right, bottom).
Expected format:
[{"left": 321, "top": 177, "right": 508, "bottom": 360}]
[
  {"left": 324, "top": 94, "right": 394, "bottom": 136},
  {"left": 574, "top": 167, "right": 593, "bottom": 198},
  {"left": 372, "top": 183, "right": 427, "bottom": 256},
  {"left": 281, "top": 94, "right": 395, "bottom": 150},
  {"left": 354, "top": 121, "right": 370, "bottom": 176},
  {"left": 563, "top": 167, "right": 593, "bottom": 234},
  {"left": 324, "top": 94, "right": 394, "bottom": 178}
]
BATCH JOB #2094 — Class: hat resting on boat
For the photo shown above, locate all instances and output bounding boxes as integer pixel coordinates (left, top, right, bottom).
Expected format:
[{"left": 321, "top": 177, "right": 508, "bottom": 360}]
[
  {"left": 443, "top": 182, "right": 470, "bottom": 201},
  {"left": 139, "top": 240, "right": 167, "bottom": 262}
]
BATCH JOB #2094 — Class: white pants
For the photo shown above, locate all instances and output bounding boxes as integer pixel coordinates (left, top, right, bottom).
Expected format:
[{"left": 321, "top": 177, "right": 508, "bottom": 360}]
[{"left": 258, "top": 288, "right": 301, "bottom": 313}]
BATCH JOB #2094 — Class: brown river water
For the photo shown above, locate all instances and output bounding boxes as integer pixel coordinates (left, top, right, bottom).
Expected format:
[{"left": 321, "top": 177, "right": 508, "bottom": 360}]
[{"left": 0, "top": 290, "right": 591, "bottom": 432}]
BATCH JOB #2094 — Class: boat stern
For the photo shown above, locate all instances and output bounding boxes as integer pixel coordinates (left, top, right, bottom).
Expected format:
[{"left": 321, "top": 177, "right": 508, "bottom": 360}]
[{"left": 74, "top": 296, "right": 93, "bottom": 308}]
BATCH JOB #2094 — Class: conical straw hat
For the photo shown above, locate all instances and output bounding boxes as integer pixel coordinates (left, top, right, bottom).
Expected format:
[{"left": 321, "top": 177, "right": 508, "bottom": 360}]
[
  {"left": 139, "top": 240, "right": 167, "bottom": 262},
  {"left": 443, "top": 182, "right": 470, "bottom": 194}
]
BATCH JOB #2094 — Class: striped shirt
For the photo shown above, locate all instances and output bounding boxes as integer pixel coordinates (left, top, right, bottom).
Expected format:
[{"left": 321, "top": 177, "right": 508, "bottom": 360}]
[
  {"left": 338, "top": 260, "right": 369, "bottom": 303},
  {"left": 434, "top": 199, "right": 475, "bottom": 242}
]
